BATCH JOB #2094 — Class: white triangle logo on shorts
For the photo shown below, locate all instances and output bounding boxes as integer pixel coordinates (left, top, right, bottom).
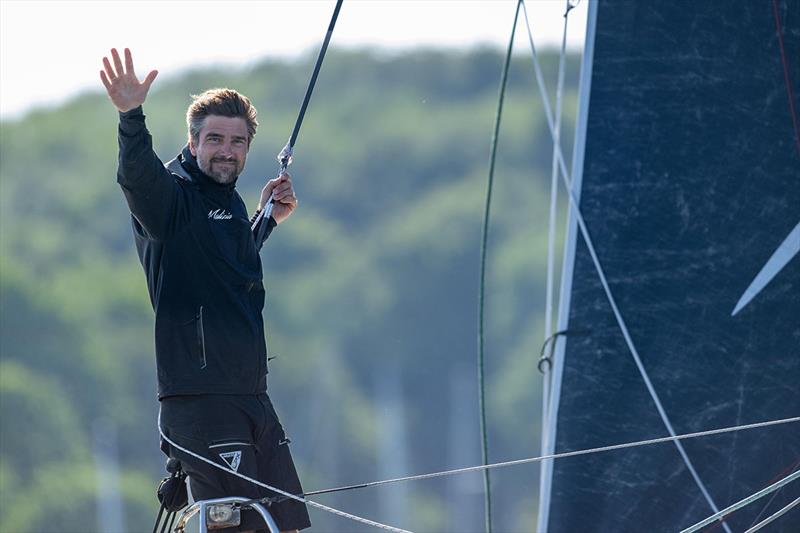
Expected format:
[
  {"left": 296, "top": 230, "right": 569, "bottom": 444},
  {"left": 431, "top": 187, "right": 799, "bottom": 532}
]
[{"left": 219, "top": 451, "right": 242, "bottom": 472}]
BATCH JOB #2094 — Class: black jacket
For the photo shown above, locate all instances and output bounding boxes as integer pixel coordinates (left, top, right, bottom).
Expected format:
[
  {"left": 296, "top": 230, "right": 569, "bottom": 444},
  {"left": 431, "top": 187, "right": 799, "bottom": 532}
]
[{"left": 117, "top": 106, "right": 277, "bottom": 398}]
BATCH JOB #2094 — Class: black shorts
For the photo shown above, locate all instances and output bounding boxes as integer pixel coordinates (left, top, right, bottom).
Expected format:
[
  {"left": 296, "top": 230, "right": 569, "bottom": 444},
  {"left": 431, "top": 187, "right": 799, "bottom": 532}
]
[{"left": 160, "top": 394, "right": 311, "bottom": 532}]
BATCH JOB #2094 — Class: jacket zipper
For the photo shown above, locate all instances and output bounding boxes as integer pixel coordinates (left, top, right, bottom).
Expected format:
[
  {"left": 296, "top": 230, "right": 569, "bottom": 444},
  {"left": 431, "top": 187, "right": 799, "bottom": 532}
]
[{"left": 197, "top": 306, "right": 207, "bottom": 369}]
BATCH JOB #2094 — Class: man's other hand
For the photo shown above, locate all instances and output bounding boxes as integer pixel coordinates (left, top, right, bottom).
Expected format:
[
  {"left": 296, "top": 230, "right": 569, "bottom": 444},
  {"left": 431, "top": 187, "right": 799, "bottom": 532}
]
[
  {"left": 259, "top": 173, "right": 298, "bottom": 225},
  {"left": 100, "top": 48, "right": 158, "bottom": 113}
]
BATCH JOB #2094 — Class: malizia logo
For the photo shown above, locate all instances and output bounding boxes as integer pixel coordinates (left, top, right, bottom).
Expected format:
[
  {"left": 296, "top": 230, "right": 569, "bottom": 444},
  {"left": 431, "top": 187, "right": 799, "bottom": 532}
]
[
  {"left": 219, "top": 451, "right": 242, "bottom": 472},
  {"left": 208, "top": 209, "right": 233, "bottom": 220}
]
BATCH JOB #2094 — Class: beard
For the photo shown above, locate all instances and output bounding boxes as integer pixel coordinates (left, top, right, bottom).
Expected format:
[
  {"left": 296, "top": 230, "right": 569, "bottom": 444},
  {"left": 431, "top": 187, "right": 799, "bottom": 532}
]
[{"left": 198, "top": 156, "right": 243, "bottom": 184}]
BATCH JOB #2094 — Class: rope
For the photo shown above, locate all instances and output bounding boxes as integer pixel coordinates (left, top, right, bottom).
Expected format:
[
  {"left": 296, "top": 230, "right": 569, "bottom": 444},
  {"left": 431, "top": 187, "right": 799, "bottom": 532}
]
[
  {"left": 157, "top": 410, "right": 411, "bottom": 533},
  {"left": 679, "top": 467, "right": 800, "bottom": 533},
  {"left": 253, "top": 0, "right": 344, "bottom": 243},
  {"left": 477, "top": 2, "right": 522, "bottom": 531},
  {"left": 519, "top": 11, "right": 731, "bottom": 531},
  {"left": 542, "top": 0, "right": 571, "bottom": 357},
  {"left": 535, "top": 1, "right": 575, "bottom": 517},
  {"left": 743, "top": 495, "right": 800, "bottom": 533},
  {"left": 302, "top": 416, "right": 799, "bottom": 497},
  {"left": 745, "top": 458, "right": 800, "bottom": 530}
]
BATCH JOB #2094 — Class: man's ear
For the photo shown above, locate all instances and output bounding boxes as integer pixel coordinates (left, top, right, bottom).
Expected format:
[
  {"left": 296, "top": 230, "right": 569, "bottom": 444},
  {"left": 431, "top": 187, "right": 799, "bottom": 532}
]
[{"left": 189, "top": 138, "right": 197, "bottom": 157}]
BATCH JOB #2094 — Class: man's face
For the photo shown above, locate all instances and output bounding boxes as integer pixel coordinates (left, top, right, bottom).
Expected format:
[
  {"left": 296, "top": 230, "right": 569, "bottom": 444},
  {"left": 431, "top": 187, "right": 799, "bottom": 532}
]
[{"left": 189, "top": 115, "right": 249, "bottom": 184}]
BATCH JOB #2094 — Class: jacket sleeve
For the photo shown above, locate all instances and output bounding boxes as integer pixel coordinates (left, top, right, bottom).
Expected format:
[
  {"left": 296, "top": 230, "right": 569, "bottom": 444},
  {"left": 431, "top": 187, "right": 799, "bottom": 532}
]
[
  {"left": 116, "top": 106, "right": 187, "bottom": 240},
  {"left": 249, "top": 210, "right": 278, "bottom": 251}
]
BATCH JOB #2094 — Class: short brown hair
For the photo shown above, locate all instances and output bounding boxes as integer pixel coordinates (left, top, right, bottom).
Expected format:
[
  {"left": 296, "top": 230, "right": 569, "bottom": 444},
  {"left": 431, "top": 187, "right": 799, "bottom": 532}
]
[{"left": 186, "top": 88, "right": 258, "bottom": 145}]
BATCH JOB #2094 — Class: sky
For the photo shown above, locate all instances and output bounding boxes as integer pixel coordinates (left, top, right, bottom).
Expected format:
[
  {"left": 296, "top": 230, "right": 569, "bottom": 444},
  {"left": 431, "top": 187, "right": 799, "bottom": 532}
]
[{"left": 0, "top": 0, "right": 587, "bottom": 119}]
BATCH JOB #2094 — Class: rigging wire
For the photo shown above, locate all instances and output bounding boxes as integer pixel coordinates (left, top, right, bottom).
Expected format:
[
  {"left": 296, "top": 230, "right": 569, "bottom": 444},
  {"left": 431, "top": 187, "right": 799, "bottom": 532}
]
[
  {"left": 298, "top": 416, "right": 800, "bottom": 497},
  {"left": 477, "top": 2, "right": 522, "bottom": 531},
  {"left": 680, "top": 467, "right": 800, "bottom": 533},
  {"left": 743, "top": 495, "right": 800, "bottom": 533},
  {"left": 518, "top": 8, "right": 732, "bottom": 531},
  {"left": 535, "top": 0, "right": 576, "bottom": 522},
  {"left": 541, "top": 0, "right": 572, "bottom": 373},
  {"left": 745, "top": 458, "right": 800, "bottom": 530},
  {"left": 252, "top": 0, "right": 344, "bottom": 244}
]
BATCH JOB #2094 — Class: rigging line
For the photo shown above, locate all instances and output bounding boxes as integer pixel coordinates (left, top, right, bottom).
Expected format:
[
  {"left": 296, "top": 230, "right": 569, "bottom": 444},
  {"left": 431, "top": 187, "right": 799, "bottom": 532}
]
[
  {"left": 536, "top": 1, "right": 574, "bottom": 522},
  {"left": 287, "top": 0, "right": 343, "bottom": 151},
  {"left": 745, "top": 457, "right": 800, "bottom": 530},
  {"left": 477, "top": 1, "right": 522, "bottom": 532},
  {"left": 679, "top": 467, "right": 800, "bottom": 533},
  {"left": 542, "top": 0, "right": 571, "bottom": 349},
  {"left": 772, "top": 0, "right": 800, "bottom": 156},
  {"left": 519, "top": 12, "right": 731, "bottom": 532},
  {"left": 252, "top": 0, "right": 344, "bottom": 242},
  {"left": 156, "top": 411, "right": 411, "bottom": 533},
  {"left": 700, "top": 459, "right": 800, "bottom": 533},
  {"left": 301, "top": 416, "right": 800, "bottom": 497},
  {"left": 743, "top": 495, "right": 800, "bottom": 533}
]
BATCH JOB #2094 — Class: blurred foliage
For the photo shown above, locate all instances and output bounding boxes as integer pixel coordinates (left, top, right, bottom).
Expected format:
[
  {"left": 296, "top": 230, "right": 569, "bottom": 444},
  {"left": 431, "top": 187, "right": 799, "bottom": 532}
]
[{"left": 0, "top": 47, "right": 579, "bottom": 532}]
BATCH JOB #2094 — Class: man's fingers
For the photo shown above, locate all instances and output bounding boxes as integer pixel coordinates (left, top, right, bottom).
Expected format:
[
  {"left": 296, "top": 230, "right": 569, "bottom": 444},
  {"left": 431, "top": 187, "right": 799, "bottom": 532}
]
[
  {"left": 111, "top": 48, "right": 124, "bottom": 77},
  {"left": 103, "top": 57, "right": 116, "bottom": 81},
  {"left": 124, "top": 48, "right": 135, "bottom": 76},
  {"left": 273, "top": 183, "right": 297, "bottom": 205},
  {"left": 273, "top": 189, "right": 297, "bottom": 204},
  {"left": 277, "top": 193, "right": 298, "bottom": 207},
  {"left": 143, "top": 70, "right": 159, "bottom": 90},
  {"left": 100, "top": 70, "right": 112, "bottom": 91}
]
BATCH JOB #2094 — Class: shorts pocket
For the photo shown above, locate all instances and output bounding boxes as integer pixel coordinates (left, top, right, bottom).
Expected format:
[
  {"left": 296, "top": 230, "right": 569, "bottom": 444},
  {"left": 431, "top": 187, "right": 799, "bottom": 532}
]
[{"left": 207, "top": 439, "right": 257, "bottom": 487}]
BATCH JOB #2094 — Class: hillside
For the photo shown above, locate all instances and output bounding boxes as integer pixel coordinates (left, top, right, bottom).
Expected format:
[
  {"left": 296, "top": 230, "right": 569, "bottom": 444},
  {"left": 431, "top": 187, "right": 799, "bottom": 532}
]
[{"left": 0, "top": 48, "right": 579, "bottom": 532}]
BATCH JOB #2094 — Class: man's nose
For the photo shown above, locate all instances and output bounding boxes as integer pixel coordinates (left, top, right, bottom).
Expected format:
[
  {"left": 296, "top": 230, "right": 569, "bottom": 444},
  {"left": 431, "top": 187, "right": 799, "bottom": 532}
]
[{"left": 219, "top": 141, "right": 234, "bottom": 156}]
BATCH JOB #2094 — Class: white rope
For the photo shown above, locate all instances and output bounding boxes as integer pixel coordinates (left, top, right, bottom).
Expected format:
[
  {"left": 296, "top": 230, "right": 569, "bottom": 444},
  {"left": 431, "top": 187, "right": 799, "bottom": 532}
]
[
  {"left": 159, "top": 409, "right": 796, "bottom": 530},
  {"left": 743, "top": 495, "right": 800, "bottom": 533},
  {"left": 535, "top": 0, "right": 572, "bottom": 421},
  {"left": 538, "top": 0, "right": 570, "bottom": 374},
  {"left": 679, "top": 468, "right": 800, "bottom": 533},
  {"left": 533, "top": 0, "right": 574, "bottom": 526},
  {"left": 308, "top": 416, "right": 799, "bottom": 494},
  {"left": 157, "top": 410, "right": 411, "bottom": 533},
  {"left": 519, "top": 10, "right": 731, "bottom": 532}
]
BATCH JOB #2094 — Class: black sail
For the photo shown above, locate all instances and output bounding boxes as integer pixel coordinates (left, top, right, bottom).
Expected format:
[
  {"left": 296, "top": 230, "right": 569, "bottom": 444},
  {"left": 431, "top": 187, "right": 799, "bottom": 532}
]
[{"left": 540, "top": 1, "right": 800, "bottom": 531}]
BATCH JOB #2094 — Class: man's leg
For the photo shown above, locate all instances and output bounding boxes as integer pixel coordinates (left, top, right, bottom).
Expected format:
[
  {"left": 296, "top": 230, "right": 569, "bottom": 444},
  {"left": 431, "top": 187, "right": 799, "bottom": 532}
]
[
  {"left": 161, "top": 395, "right": 281, "bottom": 532},
  {"left": 253, "top": 395, "right": 311, "bottom": 532}
]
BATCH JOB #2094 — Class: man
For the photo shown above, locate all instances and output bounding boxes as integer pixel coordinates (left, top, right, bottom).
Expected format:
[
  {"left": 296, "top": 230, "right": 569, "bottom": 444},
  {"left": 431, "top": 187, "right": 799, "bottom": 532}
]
[{"left": 100, "top": 48, "right": 310, "bottom": 533}]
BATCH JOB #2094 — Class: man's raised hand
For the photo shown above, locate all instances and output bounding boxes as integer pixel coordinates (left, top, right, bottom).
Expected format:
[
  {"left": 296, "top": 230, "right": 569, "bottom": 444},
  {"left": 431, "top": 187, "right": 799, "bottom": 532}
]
[{"left": 100, "top": 48, "right": 158, "bottom": 113}]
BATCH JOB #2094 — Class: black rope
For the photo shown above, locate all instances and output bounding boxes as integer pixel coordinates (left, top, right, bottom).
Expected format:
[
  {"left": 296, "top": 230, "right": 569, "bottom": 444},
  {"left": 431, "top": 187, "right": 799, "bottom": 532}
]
[
  {"left": 254, "top": 0, "right": 343, "bottom": 246},
  {"left": 288, "top": 0, "right": 343, "bottom": 151},
  {"left": 152, "top": 502, "right": 166, "bottom": 533},
  {"left": 165, "top": 509, "right": 178, "bottom": 533},
  {"left": 537, "top": 329, "right": 568, "bottom": 373},
  {"left": 477, "top": 2, "right": 522, "bottom": 532},
  {"left": 537, "top": 328, "right": 591, "bottom": 373}
]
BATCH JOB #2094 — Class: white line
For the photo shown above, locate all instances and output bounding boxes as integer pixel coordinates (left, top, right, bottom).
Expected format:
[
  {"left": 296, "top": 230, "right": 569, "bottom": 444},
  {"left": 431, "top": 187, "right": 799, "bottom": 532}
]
[
  {"left": 158, "top": 410, "right": 412, "bottom": 533},
  {"left": 531, "top": 0, "right": 596, "bottom": 531},
  {"left": 680, "top": 468, "right": 800, "bottom": 533},
  {"left": 308, "top": 416, "right": 799, "bottom": 494},
  {"left": 743, "top": 495, "right": 800, "bottom": 533}
]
